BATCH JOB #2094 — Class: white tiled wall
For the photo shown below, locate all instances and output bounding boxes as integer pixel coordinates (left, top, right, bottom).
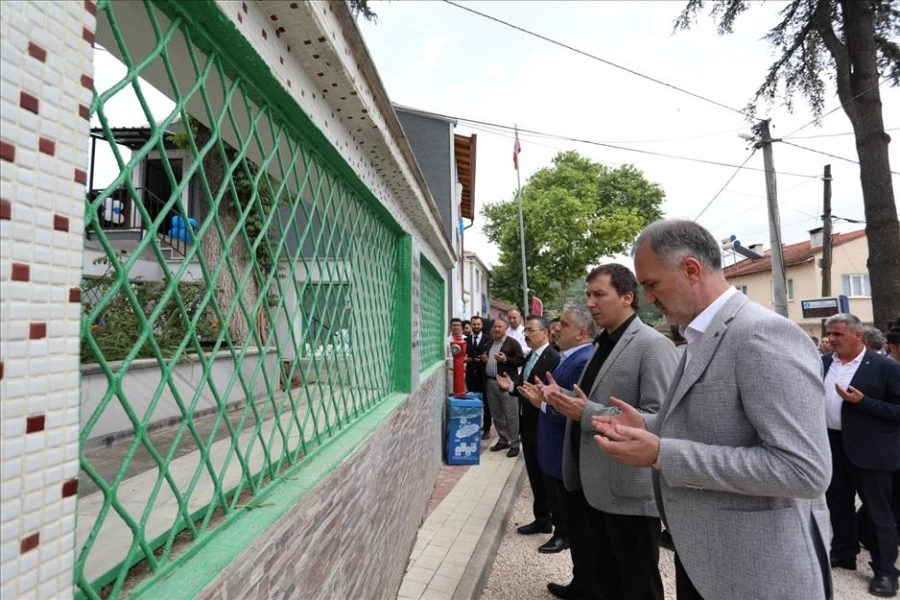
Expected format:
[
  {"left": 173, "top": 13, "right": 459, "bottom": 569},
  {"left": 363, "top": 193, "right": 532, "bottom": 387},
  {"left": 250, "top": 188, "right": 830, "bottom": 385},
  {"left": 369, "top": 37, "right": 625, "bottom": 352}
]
[{"left": 0, "top": 1, "right": 94, "bottom": 598}]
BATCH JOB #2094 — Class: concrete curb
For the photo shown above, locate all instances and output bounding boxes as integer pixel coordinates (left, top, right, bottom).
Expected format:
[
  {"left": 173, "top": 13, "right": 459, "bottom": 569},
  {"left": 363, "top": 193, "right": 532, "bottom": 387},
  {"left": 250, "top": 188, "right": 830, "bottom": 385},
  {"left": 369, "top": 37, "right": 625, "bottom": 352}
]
[{"left": 452, "top": 456, "right": 526, "bottom": 600}]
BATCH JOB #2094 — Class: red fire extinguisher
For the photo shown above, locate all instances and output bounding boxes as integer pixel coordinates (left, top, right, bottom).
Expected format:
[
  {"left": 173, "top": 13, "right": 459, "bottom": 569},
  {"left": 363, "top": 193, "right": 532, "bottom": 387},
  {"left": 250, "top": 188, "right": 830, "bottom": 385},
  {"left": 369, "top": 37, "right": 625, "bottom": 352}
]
[{"left": 449, "top": 334, "right": 467, "bottom": 397}]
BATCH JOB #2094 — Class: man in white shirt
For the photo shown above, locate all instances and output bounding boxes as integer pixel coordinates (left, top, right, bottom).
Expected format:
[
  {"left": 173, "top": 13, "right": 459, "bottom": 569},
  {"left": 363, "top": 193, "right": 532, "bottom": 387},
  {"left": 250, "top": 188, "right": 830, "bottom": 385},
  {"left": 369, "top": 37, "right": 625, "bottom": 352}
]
[
  {"left": 822, "top": 313, "right": 900, "bottom": 598},
  {"left": 507, "top": 309, "right": 528, "bottom": 354}
]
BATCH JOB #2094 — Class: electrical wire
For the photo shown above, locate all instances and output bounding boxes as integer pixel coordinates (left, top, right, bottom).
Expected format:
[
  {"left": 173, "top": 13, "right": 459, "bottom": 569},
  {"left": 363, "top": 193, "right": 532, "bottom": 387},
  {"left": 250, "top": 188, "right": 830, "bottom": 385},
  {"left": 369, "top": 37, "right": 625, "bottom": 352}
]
[
  {"left": 443, "top": 112, "right": 820, "bottom": 177},
  {"left": 694, "top": 150, "right": 758, "bottom": 221},
  {"left": 781, "top": 140, "right": 900, "bottom": 175},
  {"left": 441, "top": 0, "right": 757, "bottom": 121},
  {"left": 782, "top": 80, "right": 889, "bottom": 138},
  {"left": 784, "top": 127, "right": 899, "bottom": 140}
]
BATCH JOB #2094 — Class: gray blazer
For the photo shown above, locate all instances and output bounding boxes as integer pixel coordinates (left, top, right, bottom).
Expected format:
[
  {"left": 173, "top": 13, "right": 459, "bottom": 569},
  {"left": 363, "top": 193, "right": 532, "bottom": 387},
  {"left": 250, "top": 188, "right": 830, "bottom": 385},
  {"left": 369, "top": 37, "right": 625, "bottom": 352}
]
[
  {"left": 562, "top": 316, "right": 678, "bottom": 516},
  {"left": 649, "top": 292, "right": 832, "bottom": 600}
]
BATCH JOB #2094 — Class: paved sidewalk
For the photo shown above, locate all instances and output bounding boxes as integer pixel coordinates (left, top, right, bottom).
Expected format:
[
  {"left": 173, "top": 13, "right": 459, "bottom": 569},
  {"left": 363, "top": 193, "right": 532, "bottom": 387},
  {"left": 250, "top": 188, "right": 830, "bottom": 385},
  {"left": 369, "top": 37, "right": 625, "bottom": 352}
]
[{"left": 397, "top": 439, "right": 523, "bottom": 600}]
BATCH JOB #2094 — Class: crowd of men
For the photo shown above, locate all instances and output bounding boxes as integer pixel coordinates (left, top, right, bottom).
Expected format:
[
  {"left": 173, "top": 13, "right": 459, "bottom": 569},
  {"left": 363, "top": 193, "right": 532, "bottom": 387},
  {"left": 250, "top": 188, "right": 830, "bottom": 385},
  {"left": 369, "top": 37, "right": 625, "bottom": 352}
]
[{"left": 448, "top": 219, "right": 900, "bottom": 600}]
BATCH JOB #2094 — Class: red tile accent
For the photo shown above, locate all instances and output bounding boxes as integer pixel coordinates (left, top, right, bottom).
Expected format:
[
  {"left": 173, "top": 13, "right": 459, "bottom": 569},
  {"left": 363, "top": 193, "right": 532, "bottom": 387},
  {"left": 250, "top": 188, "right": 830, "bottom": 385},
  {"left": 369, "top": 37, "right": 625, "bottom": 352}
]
[
  {"left": 84, "top": 0, "right": 97, "bottom": 16},
  {"left": 0, "top": 140, "right": 14, "bottom": 163},
  {"left": 39, "top": 138, "right": 55, "bottom": 156},
  {"left": 28, "top": 42, "right": 47, "bottom": 62},
  {"left": 0, "top": 199, "right": 10, "bottom": 220},
  {"left": 11, "top": 263, "right": 29, "bottom": 281},
  {"left": 54, "top": 214, "right": 70, "bottom": 231},
  {"left": 62, "top": 479, "right": 78, "bottom": 498},
  {"left": 30, "top": 323, "right": 47, "bottom": 340},
  {"left": 69, "top": 287, "right": 81, "bottom": 302},
  {"left": 81, "top": 74, "right": 93, "bottom": 90},
  {"left": 20, "top": 92, "right": 39, "bottom": 114},
  {"left": 82, "top": 27, "right": 95, "bottom": 45},
  {"left": 26, "top": 415, "right": 45, "bottom": 433},
  {"left": 20, "top": 533, "right": 39, "bottom": 554},
  {"left": 79, "top": 104, "right": 90, "bottom": 120},
  {"left": 74, "top": 169, "right": 87, "bottom": 185}
]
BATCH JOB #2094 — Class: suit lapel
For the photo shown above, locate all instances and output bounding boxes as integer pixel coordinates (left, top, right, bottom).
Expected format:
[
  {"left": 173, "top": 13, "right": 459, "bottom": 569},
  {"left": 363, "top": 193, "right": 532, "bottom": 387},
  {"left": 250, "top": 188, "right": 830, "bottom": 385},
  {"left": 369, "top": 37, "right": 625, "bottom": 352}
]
[
  {"left": 848, "top": 350, "right": 876, "bottom": 390},
  {"left": 662, "top": 293, "right": 747, "bottom": 418},
  {"left": 588, "top": 318, "right": 642, "bottom": 398}
]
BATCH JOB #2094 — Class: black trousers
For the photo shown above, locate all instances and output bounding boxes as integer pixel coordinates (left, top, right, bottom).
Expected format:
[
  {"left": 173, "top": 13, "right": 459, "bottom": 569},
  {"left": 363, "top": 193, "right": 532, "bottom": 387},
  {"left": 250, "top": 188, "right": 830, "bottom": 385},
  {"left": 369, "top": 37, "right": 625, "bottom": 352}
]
[
  {"left": 674, "top": 552, "right": 705, "bottom": 600},
  {"left": 521, "top": 403, "right": 550, "bottom": 523},
  {"left": 561, "top": 486, "right": 602, "bottom": 600},
  {"left": 545, "top": 474, "right": 568, "bottom": 536},
  {"left": 584, "top": 505, "right": 663, "bottom": 600},
  {"left": 826, "top": 431, "right": 899, "bottom": 579}
]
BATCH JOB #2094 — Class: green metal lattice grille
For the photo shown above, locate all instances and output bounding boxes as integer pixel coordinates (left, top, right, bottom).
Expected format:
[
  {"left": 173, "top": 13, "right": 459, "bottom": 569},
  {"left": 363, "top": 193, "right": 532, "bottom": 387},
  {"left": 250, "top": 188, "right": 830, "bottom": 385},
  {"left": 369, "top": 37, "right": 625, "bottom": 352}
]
[
  {"left": 77, "top": 1, "right": 402, "bottom": 597},
  {"left": 419, "top": 255, "right": 445, "bottom": 370}
]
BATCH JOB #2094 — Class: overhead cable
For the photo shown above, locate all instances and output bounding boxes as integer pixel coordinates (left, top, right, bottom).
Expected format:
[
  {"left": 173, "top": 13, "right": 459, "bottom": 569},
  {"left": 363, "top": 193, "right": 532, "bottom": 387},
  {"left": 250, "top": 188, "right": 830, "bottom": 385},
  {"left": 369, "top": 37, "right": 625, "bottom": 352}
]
[{"left": 441, "top": 0, "right": 757, "bottom": 121}]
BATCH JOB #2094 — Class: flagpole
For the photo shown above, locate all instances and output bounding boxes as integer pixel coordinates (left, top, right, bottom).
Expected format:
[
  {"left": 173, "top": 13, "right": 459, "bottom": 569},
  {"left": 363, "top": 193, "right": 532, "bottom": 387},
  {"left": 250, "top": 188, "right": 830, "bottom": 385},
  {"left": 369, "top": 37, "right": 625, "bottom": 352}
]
[{"left": 514, "top": 125, "right": 528, "bottom": 313}]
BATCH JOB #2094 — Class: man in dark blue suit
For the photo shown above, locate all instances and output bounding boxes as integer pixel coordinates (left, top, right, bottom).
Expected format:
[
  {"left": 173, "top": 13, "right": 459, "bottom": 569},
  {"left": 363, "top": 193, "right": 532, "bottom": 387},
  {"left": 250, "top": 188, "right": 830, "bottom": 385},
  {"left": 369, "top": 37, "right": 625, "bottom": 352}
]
[
  {"left": 823, "top": 313, "right": 900, "bottom": 598},
  {"left": 517, "top": 306, "right": 598, "bottom": 596}
]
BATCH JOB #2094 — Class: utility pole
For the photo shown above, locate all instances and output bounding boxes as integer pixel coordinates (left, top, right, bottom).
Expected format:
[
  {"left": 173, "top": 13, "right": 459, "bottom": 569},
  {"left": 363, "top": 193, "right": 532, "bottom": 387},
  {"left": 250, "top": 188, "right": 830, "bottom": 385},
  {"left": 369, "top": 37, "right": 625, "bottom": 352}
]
[
  {"left": 820, "top": 164, "right": 833, "bottom": 338},
  {"left": 757, "top": 120, "right": 788, "bottom": 318}
]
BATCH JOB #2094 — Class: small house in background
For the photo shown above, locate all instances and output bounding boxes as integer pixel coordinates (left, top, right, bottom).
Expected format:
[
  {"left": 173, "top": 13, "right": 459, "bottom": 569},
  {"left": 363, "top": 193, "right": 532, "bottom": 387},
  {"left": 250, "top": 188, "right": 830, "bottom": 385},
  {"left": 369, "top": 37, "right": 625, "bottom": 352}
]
[{"left": 724, "top": 227, "right": 872, "bottom": 335}]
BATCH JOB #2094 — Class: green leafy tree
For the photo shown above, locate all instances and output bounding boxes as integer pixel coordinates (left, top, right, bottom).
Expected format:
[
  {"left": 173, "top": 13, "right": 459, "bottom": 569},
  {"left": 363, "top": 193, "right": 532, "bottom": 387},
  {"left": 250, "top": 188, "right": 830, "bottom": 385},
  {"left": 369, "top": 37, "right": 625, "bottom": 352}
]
[
  {"left": 675, "top": 0, "right": 900, "bottom": 329},
  {"left": 482, "top": 151, "right": 664, "bottom": 309}
]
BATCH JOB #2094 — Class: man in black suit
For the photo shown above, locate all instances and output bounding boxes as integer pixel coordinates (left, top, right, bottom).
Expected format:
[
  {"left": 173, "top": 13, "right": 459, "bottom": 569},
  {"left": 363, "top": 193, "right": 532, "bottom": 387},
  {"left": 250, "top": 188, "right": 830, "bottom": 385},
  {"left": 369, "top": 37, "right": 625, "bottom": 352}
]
[
  {"left": 498, "top": 316, "right": 563, "bottom": 549},
  {"left": 823, "top": 313, "right": 900, "bottom": 598},
  {"left": 481, "top": 316, "right": 526, "bottom": 457},
  {"left": 465, "top": 315, "right": 493, "bottom": 439}
]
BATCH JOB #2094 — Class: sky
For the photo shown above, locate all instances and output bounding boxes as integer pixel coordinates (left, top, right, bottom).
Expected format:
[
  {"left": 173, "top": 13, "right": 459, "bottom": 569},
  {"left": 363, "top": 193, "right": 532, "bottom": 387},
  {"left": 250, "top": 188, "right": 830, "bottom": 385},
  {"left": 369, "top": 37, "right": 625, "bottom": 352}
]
[{"left": 356, "top": 0, "right": 900, "bottom": 270}]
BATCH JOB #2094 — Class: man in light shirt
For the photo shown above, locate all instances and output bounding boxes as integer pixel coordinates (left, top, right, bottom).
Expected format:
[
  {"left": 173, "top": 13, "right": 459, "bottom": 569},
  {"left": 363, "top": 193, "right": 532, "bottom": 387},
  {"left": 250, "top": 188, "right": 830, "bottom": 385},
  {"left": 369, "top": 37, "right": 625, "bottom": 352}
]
[
  {"left": 592, "top": 219, "right": 831, "bottom": 600},
  {"left": 507, "top": 308, "right": 528, "bottom": 354},
  {"left": 822, "top": 313, "right": 900, "bottom": 598}
]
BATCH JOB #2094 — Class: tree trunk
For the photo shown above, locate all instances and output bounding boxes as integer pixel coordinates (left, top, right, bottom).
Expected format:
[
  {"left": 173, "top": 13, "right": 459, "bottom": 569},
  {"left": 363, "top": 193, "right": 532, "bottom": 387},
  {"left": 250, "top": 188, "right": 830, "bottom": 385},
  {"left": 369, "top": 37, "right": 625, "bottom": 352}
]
[
  {"left": 193, "top": 125, "right": 261, "bottom": 346},
  {"left": 837, "top": 0, "right": 900, "bottom": 329}
]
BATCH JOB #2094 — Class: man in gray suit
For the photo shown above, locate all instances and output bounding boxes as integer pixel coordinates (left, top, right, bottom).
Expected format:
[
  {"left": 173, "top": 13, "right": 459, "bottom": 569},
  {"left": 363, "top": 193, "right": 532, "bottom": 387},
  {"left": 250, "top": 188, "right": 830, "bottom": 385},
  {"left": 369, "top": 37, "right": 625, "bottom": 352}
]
[
  {"left": 592, "top": 220, "right": 832, "bottom": 600},
  {"left": 545, "top": 264, "right": 678, "bottom": 600}
]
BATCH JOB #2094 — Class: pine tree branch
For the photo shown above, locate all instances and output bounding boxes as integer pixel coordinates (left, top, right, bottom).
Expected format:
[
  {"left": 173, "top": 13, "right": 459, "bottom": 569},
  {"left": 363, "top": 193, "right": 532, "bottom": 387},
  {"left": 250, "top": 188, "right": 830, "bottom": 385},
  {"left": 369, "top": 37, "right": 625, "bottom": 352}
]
[{"left": 815, "top": 0, "right": 856, "bottom": 121}]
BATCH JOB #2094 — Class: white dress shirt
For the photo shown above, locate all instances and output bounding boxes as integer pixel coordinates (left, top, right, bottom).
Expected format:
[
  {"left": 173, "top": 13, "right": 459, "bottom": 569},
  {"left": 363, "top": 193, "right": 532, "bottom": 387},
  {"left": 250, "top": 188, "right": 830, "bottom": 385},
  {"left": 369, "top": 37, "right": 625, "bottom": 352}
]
[
  {"left": 682, "top": 286, "right": 738, "bottom": 366},
  {"left": 824, "top": 347, "right": 866, "bottom": 430}
]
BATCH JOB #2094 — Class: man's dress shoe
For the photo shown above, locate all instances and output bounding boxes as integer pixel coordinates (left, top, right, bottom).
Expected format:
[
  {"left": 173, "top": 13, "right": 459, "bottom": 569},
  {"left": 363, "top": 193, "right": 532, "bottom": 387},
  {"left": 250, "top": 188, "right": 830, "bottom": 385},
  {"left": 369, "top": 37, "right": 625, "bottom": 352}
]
[
  {"left": 546, "top": 581, "right": 581, "bottom": 600},
  {"left": 517, "top": 520, "right": 552, "bottom": 535},
  {"left": 489, "top": 440, "right": 509, "bottom": 452},
  {"left": 506, "top": 446, "right": 520, "bottom": 458},
  {"left": 870, "top": 575, "right": 899, "bottom": 598},
  {"left": 538, "top": 534, "right": 570, "bottom": 554}
]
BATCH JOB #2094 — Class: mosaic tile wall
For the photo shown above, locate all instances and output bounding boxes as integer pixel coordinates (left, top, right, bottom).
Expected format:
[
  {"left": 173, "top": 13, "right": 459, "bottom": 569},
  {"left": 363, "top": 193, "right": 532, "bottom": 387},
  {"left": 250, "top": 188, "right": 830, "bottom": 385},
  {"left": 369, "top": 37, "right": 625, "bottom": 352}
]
[{"left": 0, "top": 1, "right": 96, "bottom": 598}]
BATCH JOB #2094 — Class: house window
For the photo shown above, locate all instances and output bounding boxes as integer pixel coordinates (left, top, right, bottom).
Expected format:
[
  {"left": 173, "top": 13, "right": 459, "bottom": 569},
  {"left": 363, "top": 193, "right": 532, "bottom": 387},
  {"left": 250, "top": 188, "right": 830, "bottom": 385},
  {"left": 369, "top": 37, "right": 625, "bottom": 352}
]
[
  {"left": 842, "top": 274, "right": 871, "bottom": 297},
  {"left": 787, "top": 279, "right": 794, "bottom": 301},
  {"left": 734, "top": 285, "right": 748, "bottom": 295}
]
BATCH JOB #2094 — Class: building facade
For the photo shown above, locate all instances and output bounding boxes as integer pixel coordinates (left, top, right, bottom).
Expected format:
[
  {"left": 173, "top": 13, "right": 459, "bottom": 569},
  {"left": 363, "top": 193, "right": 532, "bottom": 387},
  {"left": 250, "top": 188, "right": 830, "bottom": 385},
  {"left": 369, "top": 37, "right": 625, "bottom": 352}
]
[
  {"left": 394, "top": 105, "right": 477, "bottom": 322},
  {"left": 0, "top": 2, "right": 456, "bottom": 599},
  {"left": 462, "top": 251, "right": 490, "bottom": 319},
  {"left": 724, "top": 228, "right": 873, "bottom": 336}
]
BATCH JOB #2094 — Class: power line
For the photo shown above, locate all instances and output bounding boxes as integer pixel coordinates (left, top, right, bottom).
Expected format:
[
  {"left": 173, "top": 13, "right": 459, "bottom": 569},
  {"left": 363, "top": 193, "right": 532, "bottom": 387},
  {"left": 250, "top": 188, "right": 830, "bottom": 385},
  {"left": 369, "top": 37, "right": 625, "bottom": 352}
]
[
  {"left": 784, "top": 127, "right": 899, "bottom": 140},
  {"left": 782, "top": 79, "right": 888, "bottom": 138},
  {"left": 694, "top": 150, "right": 758, "bottom": 221},
  {"left": 441, "top": 0, "right": 756, "bottom": 121},
  {"left": 442, "top": 111, "right": 820, "bottom": 177},
  {"left": 781, "top": 140, "right": 900, "bottom": 175}
]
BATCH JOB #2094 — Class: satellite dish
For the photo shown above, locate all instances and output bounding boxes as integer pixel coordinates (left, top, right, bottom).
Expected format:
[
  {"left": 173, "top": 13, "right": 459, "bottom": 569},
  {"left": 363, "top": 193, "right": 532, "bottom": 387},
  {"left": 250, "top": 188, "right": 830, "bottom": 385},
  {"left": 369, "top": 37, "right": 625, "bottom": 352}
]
[{"left": 104, "top": 198, "right": 124, "bottom": 224}]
